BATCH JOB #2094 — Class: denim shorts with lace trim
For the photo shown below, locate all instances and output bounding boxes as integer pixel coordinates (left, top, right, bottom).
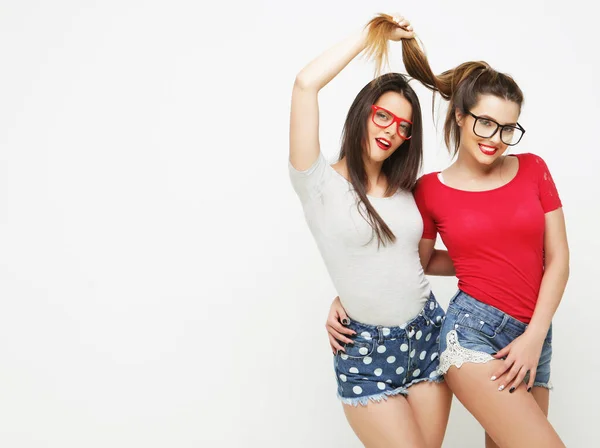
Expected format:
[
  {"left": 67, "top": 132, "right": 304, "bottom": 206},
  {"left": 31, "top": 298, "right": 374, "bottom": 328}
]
[
  {"left": 333, "top": 293, "right": 446, "bottom": 407},
  {"left": 438, "top": 290, "right": 553, "bottom": 390}
]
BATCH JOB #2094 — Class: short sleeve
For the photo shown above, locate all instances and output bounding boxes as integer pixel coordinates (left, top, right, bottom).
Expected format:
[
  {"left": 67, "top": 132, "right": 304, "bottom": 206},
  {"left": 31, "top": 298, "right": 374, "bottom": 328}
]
[
  {"left": 288, "top": 152, "right": 331, "bottom": 205},
  {"left": 530, "top": 154, "right": 562, "bottom": 213},
  {"left": 414, "top": 176, "right": 437, "bottom": 239}
]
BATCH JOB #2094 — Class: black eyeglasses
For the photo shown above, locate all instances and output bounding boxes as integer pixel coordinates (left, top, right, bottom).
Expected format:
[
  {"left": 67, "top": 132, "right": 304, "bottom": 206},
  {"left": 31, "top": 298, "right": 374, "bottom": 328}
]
[{"left": 467, "top": 111, "right": 526, "bottom": 146}]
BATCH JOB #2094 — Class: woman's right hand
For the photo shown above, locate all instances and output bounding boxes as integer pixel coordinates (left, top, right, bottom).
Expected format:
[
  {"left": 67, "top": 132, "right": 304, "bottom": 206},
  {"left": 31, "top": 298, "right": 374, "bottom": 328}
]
[
  {"left": 326, "top": 296, "right": 356, "bottom": 354},
  {"left": 388, "top": 14, "right": 415, "bottom": 41}
]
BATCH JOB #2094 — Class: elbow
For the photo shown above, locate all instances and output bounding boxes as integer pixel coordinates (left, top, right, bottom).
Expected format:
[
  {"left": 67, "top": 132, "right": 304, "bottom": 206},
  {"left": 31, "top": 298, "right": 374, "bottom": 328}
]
[{"left": 294, "top": 73, "right": 319, "bottom": 92}]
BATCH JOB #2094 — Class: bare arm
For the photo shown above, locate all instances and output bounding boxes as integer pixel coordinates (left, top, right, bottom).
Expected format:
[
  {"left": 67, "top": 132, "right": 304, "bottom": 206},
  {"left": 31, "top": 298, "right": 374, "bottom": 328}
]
[
  {"left": 526, "top": 208, "right": 570, "bottom": 338},
  {"left": 419, "top": 238, "right": 455, "bottom": 276},
  {"left": 289, "top": 17, "right": 414, "bottom": 171},
  {"left": 289, "top": 29, "right": 369, "bottom": 171},
  {"left": 492, "top": 208, "right": 569, "bottom": 391}
]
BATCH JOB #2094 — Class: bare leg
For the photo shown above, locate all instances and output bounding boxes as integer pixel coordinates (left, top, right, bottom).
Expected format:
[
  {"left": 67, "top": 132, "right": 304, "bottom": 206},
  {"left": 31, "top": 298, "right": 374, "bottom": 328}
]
[
  {"left": 445, "top": 361, "right": 564, "bottom": 448},
  {"left": 343, "top": 394, "right": 426, "bottom": 448},
  {"left": 406, "top": 381, "right": 453, "bottom": 448},
  {"left": 484, "top": 384, "right": 551, "bottom": 447}
]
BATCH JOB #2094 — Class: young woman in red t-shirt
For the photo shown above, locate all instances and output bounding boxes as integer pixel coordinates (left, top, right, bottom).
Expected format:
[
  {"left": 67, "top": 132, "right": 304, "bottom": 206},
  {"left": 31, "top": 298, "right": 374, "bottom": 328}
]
[{"left": 326, "top": 15, "right": 569, "bottom": 448}]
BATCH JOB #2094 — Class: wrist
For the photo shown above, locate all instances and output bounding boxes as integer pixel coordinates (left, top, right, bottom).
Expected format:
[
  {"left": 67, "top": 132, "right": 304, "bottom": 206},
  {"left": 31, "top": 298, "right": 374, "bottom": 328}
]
[{"left": 525, "top": 323, "right": 549, "bottom": 341}]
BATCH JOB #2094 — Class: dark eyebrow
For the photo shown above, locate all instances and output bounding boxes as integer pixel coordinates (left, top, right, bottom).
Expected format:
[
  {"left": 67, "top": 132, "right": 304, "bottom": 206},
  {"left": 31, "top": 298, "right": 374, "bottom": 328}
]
[{"left": 477, "top": 114, "right": 518, "bottom": 126}]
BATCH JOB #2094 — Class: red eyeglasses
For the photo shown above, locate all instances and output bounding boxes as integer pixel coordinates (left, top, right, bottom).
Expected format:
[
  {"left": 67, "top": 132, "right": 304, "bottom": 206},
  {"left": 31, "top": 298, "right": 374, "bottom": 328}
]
[{"left": 371, "top": 105, "right": 413, "bottom": 139}]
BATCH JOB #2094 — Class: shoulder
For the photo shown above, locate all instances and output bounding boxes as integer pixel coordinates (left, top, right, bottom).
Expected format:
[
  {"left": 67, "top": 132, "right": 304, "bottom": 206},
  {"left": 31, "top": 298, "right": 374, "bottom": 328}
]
[
  {"left": 514, "top": 152, "right": 548, "bottom": 167},
  {"left": 416, "top": 172, "right": 439, "bottom": 188},
  {"left": 513, "top": 152, "right": 550, "bottom": 177}
]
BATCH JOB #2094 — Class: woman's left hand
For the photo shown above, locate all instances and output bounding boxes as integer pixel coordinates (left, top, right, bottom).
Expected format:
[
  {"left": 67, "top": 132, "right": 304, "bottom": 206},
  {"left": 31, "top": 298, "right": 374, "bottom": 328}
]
[{"left": 490, "top": 330, "right": 546, "bottom": 393}]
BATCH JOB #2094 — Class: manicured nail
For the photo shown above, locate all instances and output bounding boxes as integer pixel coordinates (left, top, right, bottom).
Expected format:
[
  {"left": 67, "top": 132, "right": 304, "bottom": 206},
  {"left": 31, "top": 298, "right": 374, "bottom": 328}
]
[
  {"left": 491, "top": 352, "right": 497, "bottom": 356},
  {"left": 509, "top": 387, "right": 515, "bottom": 393},
  {"left": 498, "top": 385, "right": 505, "bottom": 391},
  {"left": 490, "top": 376, "right": 497, "bottom": 381},
  {"left": 527, "top": 387, "right": 532, "bottom": 393}
]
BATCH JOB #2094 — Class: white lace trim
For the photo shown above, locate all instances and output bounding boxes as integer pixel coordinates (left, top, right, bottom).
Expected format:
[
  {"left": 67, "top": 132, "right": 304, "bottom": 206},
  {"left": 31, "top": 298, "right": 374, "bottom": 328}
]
[{"left": 437, "top": 330, "right": 494, "bottom": 374}]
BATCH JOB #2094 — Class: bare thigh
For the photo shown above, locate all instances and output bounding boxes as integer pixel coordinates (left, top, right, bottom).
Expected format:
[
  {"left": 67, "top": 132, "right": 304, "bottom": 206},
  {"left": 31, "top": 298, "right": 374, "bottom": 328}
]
[
  {"left": 484, "top": 385, "right": 552, "bottom": 448},
  {"left": 406, "top": 381, "right": 453, "bottom": 448},
  {"left": 343, "top": 394, "right": 426, "bottom": 448},
  {"left": 445, "top": 361, "right": 564, "bottom": 448}
]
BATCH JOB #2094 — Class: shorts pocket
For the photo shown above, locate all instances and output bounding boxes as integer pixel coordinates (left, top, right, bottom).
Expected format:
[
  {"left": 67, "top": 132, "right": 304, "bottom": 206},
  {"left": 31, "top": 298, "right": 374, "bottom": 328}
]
[
  {"left": 456, "top": 310, "right": 496, "bottom": 338},
  {"left": 341, "top": 337, "right": 375, "bottom": 359}
]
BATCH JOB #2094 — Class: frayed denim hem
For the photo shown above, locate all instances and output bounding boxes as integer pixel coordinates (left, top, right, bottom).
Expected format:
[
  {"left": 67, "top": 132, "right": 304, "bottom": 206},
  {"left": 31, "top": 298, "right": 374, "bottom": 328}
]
[
  {"left": 337, "top": 387, "right": 407, "bottom": 407},
  {"left": 405, "top": 375, "right": 445, "bottom": 389},
  {"left": 337, "top": 377, "right": 445, "bottom": 407},
  {"left": 533, "top": 381, "right": 553, "bottom": 391}
]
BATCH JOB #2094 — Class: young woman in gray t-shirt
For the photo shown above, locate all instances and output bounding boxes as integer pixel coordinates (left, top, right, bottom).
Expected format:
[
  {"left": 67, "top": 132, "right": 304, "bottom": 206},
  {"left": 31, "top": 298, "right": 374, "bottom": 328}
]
[{"left": 289, "top": 13, "right": 454, "bottom": 447}]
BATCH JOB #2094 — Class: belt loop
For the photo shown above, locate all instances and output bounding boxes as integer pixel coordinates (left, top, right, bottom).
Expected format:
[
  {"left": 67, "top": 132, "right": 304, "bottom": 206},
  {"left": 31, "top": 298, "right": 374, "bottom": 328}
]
[{"left": 376, "top": 325, "right": 384, "bottom": 345}]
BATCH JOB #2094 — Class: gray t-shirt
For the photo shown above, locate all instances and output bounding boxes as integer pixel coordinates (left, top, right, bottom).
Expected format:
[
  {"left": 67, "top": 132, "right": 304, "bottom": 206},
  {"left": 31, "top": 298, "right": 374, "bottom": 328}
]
[{"left": 289, "top": 153, "right": 431, "bottom": 326}]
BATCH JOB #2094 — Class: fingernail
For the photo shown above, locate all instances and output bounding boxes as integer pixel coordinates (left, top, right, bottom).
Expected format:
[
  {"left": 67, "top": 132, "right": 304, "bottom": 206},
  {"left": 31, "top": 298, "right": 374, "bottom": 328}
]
[
  {"left": 498, "top": 385, "right": 505, "bottom": 391},
  {"left": 527, "top": 387, "right": 532, "bottom": 393},
  {"left": 490, "top": 376, "right": 497, "bottom": 381},
  {"left": 491, "top": 352, "right": 497, "bottom": 356},
  {"left": 509, "top": 387, "right": 515, "bottom": 393}
]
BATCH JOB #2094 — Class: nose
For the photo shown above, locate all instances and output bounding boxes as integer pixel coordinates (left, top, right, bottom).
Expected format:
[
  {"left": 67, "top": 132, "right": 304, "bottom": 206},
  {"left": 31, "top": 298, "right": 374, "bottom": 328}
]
[
  {"left": 489, "top": 129, "right": 502, "bottom": 145},
  {"left": 383, "top": 123, "right": 395, "bottom": 136}
]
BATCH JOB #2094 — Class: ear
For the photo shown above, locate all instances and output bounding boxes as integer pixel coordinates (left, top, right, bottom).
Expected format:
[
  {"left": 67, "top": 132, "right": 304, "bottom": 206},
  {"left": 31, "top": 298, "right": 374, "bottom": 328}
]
[{"left": 455, "top": 109, "right": 465, "bottom": 127}]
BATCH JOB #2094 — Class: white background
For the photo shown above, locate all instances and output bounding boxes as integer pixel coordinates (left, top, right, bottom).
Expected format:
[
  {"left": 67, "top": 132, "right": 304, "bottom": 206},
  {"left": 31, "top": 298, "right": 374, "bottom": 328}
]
[{"left": 0, "top": 1, "right": 598, "bottom": 447}]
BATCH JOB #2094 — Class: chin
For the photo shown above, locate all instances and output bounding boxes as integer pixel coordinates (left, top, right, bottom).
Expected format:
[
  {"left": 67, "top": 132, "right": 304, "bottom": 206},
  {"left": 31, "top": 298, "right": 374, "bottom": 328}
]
[{"left": 470, "top": 146, "right": 505, "bottom": 165}]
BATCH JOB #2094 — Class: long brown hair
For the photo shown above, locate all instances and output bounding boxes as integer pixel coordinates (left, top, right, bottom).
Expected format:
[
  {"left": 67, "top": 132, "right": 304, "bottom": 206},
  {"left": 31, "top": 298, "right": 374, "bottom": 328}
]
[
  {"left": 345, "top": 16, "right": 423, "bottom": 247},
  {"left": 340, "top": 74, "right": 423, "bottom": 247},
  {"left": 365, "top": 14, "right": 524, "bottom": 156}
]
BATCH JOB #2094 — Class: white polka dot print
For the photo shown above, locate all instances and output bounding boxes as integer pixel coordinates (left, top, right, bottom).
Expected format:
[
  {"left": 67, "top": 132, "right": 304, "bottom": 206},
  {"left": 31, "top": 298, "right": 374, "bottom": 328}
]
[
  {"left": 377, "top": 382, "right": 386, "bottom": 391},
  {"left": 419, "top": 351, "right": 427, "bottom": 360},
  {"left": 387, "top": 356, "right": 396, "bottom": 364},
  {"left": 413, "top": 369, "right": 421, "bottom": 377},
  {"left": 430, "top": 302, "right": 435, "bottom": 310},
  {"left": 377, "top": 345, "right": 387, "bottom": 354},
  {"left": 416, "top": 330, "right": 422, "bottom": 340},
  {"left": 339, "top": 374, "right": 347, "bottom": 382},
  {"left": 400, "top": 344, "right": 408, "bottom": 352},
  {"left": 396, "top": 366, "right": 405, "bottom": 375},
  {"left": 353, "top": 386, "right": 363, "bottom": 394},
  {"left": 349, "top": 367, "right": 359, "bottom": 374},
  {"left": 341, "top": 353, "right": 349, "bottom": 360},
  {"left": 410, "top": 349, "right": 416, "bottom": 358},
  {"left": 436, "top": 316, "right": 442, "bottom": 323},
  {"left": 361, "top": 332, "right": 372, "bottom": 340},
  {"left": 363, "top": 356, "right": 373, "bottom": 365},
  {"left": 386, "top": 379, "right": 392, "bottom": 384},
  {"left": 425, "top": 333, "right": 432, "bottom": 342},
  {"left": 374, "top": 368, "right": 383, "bottom": 377},
  {"left": 359, "top": 347, "right": 369, "bottom": 356},
  {"left": 382, "top": 328, "right": 390, "bottom": 336},
  {"left": 431, "top": 352, "right": 438, "bottom": 361},
  {"left": 429, "top": 371, "right": 439, "bottom": 378}
]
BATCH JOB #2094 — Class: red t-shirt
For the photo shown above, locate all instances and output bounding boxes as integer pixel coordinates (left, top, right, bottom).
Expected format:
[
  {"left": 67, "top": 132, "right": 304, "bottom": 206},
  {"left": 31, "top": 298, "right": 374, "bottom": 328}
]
[{"left": 414, "top": 153, "right": 562, "bottom": 323}]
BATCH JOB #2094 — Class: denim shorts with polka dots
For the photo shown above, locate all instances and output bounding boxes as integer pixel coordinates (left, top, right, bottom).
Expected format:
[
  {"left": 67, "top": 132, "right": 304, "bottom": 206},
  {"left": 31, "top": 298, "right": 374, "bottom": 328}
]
[
  {"left": 333, "top": 293, "right": 445, "bottom": 406},
  {"left": 438, "top": 290, "right": 553, "bottom": 389}
]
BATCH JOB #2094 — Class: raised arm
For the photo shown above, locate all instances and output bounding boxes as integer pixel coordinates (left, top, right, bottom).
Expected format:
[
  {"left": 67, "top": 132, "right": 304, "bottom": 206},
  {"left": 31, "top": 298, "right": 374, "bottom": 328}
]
[{"left": 289, "top": 16, "right": 414, "bottom": 171}]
